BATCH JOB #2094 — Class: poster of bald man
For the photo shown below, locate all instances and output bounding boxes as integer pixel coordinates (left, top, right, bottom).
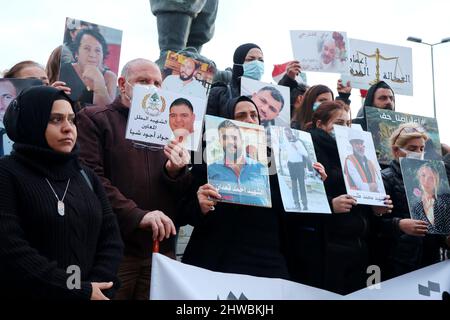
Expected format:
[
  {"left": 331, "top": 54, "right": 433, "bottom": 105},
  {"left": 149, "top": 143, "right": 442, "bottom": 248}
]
[
  {"left": 334, "top": 125, "right": 387, "bottom": 206},
  {"left": 162, "top": 51, "right": 215, "bottom": 98},
  {"left": 290, "top": 30, "right": 349, "bottom": 74},
  {"left": 241, "top": 77, "right": 290, "bottom": 128}
]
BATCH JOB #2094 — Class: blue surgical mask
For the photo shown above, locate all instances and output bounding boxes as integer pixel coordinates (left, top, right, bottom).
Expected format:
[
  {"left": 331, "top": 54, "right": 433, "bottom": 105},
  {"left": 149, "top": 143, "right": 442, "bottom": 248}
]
[
  {"left": 242, "top": 60, "right": 264, "bottom": 80},
  {"left": 313, "top": 102, "right": 321, "bottom": 112},
  {"left": 400, "top": 148, "right": 424, "bottom": 160}
]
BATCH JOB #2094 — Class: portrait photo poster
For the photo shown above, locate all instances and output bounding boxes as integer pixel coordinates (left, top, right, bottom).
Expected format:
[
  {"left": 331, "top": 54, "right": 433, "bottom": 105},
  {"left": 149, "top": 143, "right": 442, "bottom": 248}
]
[
  {"left": 334, "top": 125, "right": 387, "bottom": 206},
  {"left": 270, "top": 126, "right": 331, "bottom": 213},
  {"left": 59, "top": 17, "right": 123, "bottom": 104},
  {"left": 365, "top": 107, "right": 442, "bottom": 165},
  {"left": 290, "top": 30, "right": 349, "bottom": 74},
  {"left": 126, "top": 85, "right": 207, "bottom": 152},
  {"left": 400, "top": 158, "right": 450, "bottom": 235},
  {"left": 162, "top": 50, "right": 216, "bottom": 99},
  {"left": 205, "top": 115, "right": 272, "bottom": 208}
]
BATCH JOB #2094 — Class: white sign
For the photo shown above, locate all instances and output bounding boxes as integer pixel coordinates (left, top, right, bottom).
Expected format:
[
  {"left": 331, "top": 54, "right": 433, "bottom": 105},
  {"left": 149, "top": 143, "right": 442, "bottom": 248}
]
[
  {"left": 290, "top": 30, "right": 349, "bottom": 74},
  {"left": 126, "top": 85, "right": 207, "bottom": 151},
  {"left": 341, "top": 38, "right": 413, "bottom": 96}
]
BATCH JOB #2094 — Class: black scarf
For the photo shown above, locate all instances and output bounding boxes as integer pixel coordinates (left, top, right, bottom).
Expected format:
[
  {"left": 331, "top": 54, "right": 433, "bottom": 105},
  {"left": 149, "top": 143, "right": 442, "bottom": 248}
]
[{"left": 231, "top": 43, "right": 261, "bottom": 90}]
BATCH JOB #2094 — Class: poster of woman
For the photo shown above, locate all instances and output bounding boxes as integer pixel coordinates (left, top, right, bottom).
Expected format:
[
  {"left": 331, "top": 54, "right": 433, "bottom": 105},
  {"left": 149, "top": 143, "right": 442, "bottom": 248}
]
[
  {"left": 59, "top": 17, "right": 122, "bottom": 106},
  {"left": 400, "top": 158, "right": 450, "bottom": 234}
]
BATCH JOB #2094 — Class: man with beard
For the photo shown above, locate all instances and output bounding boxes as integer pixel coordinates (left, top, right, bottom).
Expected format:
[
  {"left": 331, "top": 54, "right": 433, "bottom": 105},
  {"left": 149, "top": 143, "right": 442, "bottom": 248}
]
[
  {"left": 344, "top": 132, "right": 383, "bottom": 193},
  {"left": 353, "top": 80, "right": 395, "bottom": 130},
  {"left": 207, "top": 119, "right": 270, "bottom": 207},
  {"left": 163, "top": 57, "right": 207, "bottom": 97}
]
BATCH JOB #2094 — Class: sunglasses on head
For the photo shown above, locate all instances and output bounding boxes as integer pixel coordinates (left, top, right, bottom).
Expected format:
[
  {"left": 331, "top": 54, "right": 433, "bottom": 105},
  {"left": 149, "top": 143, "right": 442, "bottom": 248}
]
[{"left": 393, "top": 126, "right": 425, "bottom": 146}]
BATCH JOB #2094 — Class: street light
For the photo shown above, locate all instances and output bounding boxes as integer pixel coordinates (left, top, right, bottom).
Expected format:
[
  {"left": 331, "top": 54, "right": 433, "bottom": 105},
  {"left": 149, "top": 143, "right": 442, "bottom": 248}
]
[{"left": 407, "top": 36, "right": 450, "bottom": 118}]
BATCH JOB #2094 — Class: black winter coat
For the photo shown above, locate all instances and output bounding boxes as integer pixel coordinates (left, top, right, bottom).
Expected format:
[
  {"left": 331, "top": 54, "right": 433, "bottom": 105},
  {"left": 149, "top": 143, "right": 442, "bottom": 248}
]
[
  {"left": 286, "top": 128, "right": 371, "bottom": 295},
  {"left": 178, "top": 146, "right": 289, "bottom": 280},
  {"left": 0, "top": 144, "right": 124, "bottom": 299},
  {"left": 374, "top": 160, "right": 423, "bottom": 280}
]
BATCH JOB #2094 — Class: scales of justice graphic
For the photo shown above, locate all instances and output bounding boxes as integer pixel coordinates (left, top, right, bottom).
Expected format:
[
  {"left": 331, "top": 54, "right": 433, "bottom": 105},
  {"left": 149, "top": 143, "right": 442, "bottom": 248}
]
[{"left": 349, "top": 48, "right": 411, "bottom": 85}]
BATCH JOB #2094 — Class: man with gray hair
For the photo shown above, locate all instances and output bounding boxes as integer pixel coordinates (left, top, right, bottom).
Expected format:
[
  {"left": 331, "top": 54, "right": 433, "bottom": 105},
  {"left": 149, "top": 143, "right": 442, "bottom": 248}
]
[{"left": 77, "top": 58, "right": 191, "bottom": 299}]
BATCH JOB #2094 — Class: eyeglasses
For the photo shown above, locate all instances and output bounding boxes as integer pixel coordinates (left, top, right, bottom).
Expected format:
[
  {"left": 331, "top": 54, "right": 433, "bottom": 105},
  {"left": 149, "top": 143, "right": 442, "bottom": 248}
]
[{"left": 393, "top": 126, "right": 426, "bottom": 146}]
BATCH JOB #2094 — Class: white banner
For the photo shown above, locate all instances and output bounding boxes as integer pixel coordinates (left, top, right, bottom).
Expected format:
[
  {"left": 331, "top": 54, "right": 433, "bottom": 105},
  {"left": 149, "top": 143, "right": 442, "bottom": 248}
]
[
  {"left": 150, "top": 253, "right": 341, "bottom": 300},
  {"left": 347, "top": 260, "right": 450, "bottom": 300},
  {"left": 150, "top": 253, "right": 450, "bottom": 300}
]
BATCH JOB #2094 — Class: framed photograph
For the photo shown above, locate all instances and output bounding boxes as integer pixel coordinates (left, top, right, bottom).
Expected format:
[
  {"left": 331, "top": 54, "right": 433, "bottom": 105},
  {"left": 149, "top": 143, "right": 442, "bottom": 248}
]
[
  {"left": 126, "top": 85, "right": 207, "bottom": 151},
  {"left": 334, "top": 125, "right": 387, "bottom": 206},
  {"left": 366, "top": 107, "right": 442, "bottom": 165},
  {"left": 241, "top": 77, "right": 290, "bottom": 128},
  {"left": 400, "top": 158, "right": 450, "bottom": 234},
  {"left": 162, "top": 51, "right": 215, "bottom": 98},
  {"left": 205, "top": 115, "right": 271, "bottom": 208},
  {"left": 59, "top": 17, "right": 122, "bottom": 104},
  {"left": 290, "top": 30, "right": 349, "bottom": 74},
  {"left": 270, "top": 126, "right": 331, "bottom": 213}
]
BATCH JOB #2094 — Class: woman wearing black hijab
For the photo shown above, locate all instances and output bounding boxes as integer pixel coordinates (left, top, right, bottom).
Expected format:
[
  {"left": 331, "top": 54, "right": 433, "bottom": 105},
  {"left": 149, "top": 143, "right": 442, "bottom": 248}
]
[
  {"left": 206, "top": 43, "right": 264, "bottom": 117},
  {"left": 0, "top": 86, "right": 123, "bottom": 300},
  {"left": 177, "top": 96, "right": 290, "bottom": 279}
]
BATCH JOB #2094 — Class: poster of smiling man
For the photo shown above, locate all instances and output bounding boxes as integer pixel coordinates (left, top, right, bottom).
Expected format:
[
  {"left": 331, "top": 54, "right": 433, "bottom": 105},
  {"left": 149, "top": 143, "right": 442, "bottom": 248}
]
[
  {"left": 126, "top": 85, "right": 206, "bottom": 151},
  {"left": 241, "top": 77, "right": 290, "bottom": 128},
  {"left": 270, "top": 126, "right": 331, "bottom": 213},
  {"left": 400, "top": 158, "right": 450, "bottom": 234},
  {"left": 205, "top": 115, "right": 271, "bottom": 208},
  {"left": 334, "top": 125, "right": 387, "bottom": 206},
  {"left": 290, "top": 30, "right": 349, "bottom": 74}
]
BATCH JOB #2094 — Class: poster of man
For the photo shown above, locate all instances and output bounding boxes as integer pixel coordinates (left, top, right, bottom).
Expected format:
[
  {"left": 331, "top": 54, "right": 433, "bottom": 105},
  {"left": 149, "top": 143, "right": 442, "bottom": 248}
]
[
  {"left": 290, "top": 30, "right": 349, "bottom": 74},
  {"left": 341, "top": 38, "right": 413, "bottom": 96},
  {"left": 335, "top": 125, "right": 387, "bottom": 206},
  {"left": 270, "top": 126, "right": 331, "bottom": 213},
  {"left": 162, "top": 51, "right": 215, "bottom": 98},
  {"left": 126, "top": 85, "right": 206, "bottom": 151},
  {"left": 400, "top": 158, "right": 450, "bottom": 234},
  {"left": 205, "top": 115, "right": 271, "bottom": 208},
  {"left": 59, "top": 17, "right": 122, "bottom": 105},
  {"left": 365, "top": 107, "right": 442, "bottom": 165},
  {"left": 241, "top": 77, "right": 290, "bottom": 128},
  {"left": 0, "top": 78, "right": 43, "bottom": 156}
]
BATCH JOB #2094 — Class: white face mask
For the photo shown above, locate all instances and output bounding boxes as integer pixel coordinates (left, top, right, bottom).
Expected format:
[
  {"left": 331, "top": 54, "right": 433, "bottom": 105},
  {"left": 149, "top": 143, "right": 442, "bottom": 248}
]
[
  {"left": 400, "top": 148, "right": 424, "bottom": 160},
  {"left": 124, "top": 81, "right": 158, "bottom": 102}
]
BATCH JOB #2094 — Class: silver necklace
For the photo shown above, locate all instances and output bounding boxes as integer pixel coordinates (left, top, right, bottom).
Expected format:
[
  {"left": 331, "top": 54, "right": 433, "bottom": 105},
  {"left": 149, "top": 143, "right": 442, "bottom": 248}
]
[{"left": 45, "top": 178, "right": 71, "bottom": 216}]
